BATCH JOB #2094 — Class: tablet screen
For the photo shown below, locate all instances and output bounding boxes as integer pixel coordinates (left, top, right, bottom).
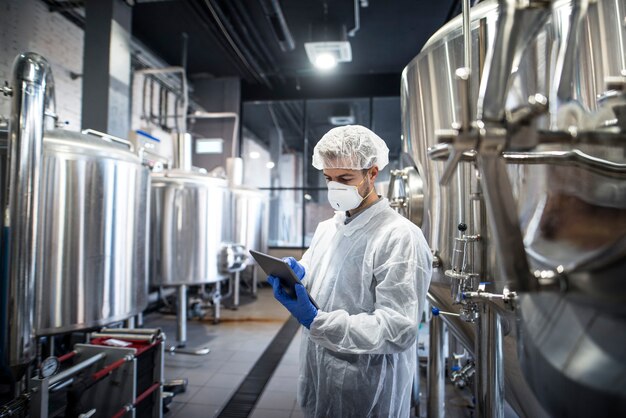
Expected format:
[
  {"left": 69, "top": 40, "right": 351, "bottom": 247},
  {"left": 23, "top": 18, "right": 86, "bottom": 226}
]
[{"left": 249, "top": 250, "right": 319, "bottom": 309}]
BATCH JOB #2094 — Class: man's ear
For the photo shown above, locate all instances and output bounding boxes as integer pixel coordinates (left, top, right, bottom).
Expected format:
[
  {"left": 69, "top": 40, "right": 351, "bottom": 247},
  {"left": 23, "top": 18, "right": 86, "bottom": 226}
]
[{"left": 370, "top": 166, "right": 379, "bottom": 182}]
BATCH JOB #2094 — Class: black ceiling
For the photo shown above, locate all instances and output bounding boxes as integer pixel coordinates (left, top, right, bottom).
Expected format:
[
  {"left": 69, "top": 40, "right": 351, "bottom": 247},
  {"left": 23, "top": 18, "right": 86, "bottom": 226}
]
[{"left": 132, "top": 0, "right": 457, "bottom": 101}]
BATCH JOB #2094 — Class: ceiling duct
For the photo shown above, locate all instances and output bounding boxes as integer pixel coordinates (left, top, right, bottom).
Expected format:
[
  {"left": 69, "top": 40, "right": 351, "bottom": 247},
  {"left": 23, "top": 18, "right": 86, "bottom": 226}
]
[{"left": 259, "top": 0, "right": 296, "bottom": 52}]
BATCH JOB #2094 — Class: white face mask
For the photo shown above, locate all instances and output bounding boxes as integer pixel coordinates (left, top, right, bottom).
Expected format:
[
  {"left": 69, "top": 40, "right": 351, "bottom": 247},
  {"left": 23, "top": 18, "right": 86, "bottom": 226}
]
[
  {"left": 327, "top": 175, "right": 373, "bottom": 212},
  {"left": 327, "top": 181, "right": 363, "bottom": 211}
]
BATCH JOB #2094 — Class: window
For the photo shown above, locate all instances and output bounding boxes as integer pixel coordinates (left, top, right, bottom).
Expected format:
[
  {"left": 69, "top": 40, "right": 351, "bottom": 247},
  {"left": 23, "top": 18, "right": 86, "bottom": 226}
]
[{"left": 242, "top": 97, "right": 401, "bottom": 248}]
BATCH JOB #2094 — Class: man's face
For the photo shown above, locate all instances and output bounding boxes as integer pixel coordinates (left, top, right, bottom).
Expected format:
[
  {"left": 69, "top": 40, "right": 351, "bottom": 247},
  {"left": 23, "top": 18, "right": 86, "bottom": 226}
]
[{"left": 323, "top": 167, "right": 379, "bottom": 197}]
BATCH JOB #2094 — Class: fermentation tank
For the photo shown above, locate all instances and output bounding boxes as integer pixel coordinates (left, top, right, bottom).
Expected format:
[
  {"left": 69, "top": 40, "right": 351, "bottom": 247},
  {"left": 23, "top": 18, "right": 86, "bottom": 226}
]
[
  {"left": 149, "top": 170, "right": 233, "bottom": 286},
  {"left": 35, "top": 129, "right": 150, "bottom": 335},
  {"left": 2, "top": 52, "right": 150, "bottom": 374},
  {"left": 232, "top": 187, "right": 268, "bottom": 256},
  {"left": 401, "top": 0, "right": 626, "bottom": 416}
]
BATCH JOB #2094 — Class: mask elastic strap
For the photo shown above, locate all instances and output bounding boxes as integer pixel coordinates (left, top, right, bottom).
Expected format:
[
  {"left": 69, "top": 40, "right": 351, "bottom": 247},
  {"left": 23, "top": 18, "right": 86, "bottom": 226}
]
[{"left": 361, "top": 186, "right": 375, "bottom": 201}]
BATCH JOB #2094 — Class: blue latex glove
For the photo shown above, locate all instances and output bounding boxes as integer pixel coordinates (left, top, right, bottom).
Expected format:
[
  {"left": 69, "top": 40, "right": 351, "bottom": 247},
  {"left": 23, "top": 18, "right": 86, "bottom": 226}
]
[
  {"left": 267, "top": 275, "right": 317, "bottom": 328},
  {"left": 282, "top": 257, "right": 305, "bottom": 280}
]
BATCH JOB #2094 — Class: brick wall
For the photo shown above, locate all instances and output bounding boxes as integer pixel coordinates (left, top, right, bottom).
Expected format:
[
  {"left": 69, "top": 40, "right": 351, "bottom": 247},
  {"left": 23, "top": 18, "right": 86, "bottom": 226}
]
[{"left": 0, "top": 0, "right": 84, "bottom": 130}]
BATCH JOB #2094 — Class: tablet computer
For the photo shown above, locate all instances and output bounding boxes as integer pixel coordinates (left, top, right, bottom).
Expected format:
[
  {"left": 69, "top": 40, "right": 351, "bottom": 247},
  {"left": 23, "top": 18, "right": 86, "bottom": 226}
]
[{"left": 249, "top": 250, "right": 320, "bottom": 309}]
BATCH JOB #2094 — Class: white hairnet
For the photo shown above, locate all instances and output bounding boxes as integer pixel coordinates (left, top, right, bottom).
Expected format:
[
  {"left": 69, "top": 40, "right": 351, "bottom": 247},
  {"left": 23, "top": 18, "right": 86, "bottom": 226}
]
[{"left": 312, "top": 125, "right": 390, "bottom": 170}]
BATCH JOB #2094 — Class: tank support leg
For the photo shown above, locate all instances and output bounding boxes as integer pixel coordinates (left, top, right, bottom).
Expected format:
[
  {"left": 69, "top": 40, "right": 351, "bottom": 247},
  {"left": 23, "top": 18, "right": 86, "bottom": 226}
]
[
  {"left": 427, "top": 312, "right": 446, "bottom": 418},
  {"left": 168, "top": 285, "right": 210, "bottom": 355}
]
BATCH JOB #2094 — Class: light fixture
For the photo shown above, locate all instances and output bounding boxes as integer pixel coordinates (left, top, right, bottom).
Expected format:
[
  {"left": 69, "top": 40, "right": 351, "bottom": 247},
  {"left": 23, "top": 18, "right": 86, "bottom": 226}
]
[
  {"left": 314, "top": 52, "right": 337, "bottom": 70},
  {"left": 304, "top": 22, "right": 352, "bottom": 71},
  {"left": 305, "top": 41, "right": 351, "bottom": 70},
  {"left": 249, "top": 151, "right": 260, "bottom": 159},
  {"left": 266, "top": 161, "right": 275, "bottom": 169}
]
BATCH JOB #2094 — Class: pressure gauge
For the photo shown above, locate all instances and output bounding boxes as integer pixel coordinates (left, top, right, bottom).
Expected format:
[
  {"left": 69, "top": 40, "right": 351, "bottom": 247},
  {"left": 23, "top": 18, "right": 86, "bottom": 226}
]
[{"left": 40, "top": 356, "right": 60, "bottom": 379}]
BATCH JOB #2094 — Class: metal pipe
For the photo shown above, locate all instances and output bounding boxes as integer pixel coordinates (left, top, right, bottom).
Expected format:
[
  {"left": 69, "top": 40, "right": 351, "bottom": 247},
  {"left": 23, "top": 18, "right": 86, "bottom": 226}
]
[
  {"left": 135, "top": 67, "right": 188, "bottom": 134},
  {"left": 58, "top": 351, "right": 77, "bottom": 363},
  {"left": 348, "top": 0, "right": 360, "bottom": 37},
  {"left": 550, "top": 0, "right": 590, "bottom": 127},
  {"left": 233, "top": 271, "right": 240, "bottom": 308},
  {"left": 477, "top": 0, "right": 551, "bottom": 123},
  {"left": 91, "top": 356, "right": 132, "bottom": 382},
  {"left": 177, "top": 285, "right": 188, "bottom": 347},
  {"left": 5, "top": 53, "right": 52, "bottom": 375},
  {"left": 258, "top": 0, "right": 295, "bottom": 51},
  {"left": 201, "top": 0, "right": 270, "bottom": 86},
  {"left": 462, "top": 0, "right": 471, "bottom": 71},
  {"left": 100, "top": 328, "right": 161, "bottom": 336},
  {"left": 475, "top": 303, "right": 504, "bottom": 418},
  {"left": 90, "top": 333, "right": 156, "bottom": 343},
  {"left": 427, "top": 312, "right": 446, "bottom": 418},
  {"left": 124, "top": 316, "right": 135, "bottom": 329},
  {"left": 49, "top": 352, "right": 106, "bottom": 386},
  {"left": 429, "top": 142, "right": 626, "bottom": 177},
  {"left": 476, "top": 150, "right": 535, "bottom": 292},
  {"left": 111, "top": 382, "right": 160, "bottom": 418},
  {"left": 174, "top": 133, "right": 193, "bottom": 171}
]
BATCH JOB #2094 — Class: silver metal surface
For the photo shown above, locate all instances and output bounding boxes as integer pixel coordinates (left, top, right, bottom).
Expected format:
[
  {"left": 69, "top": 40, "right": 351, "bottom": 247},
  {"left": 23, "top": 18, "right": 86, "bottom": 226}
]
[
  {"left": 232, "top": 187, "right": 269, "bottom": 256},
  {"left": 387, "top": 166, "right": 424, "bottom": 227},
  {"left": 82, "top": 128, "right": 133, "bottom": 150},
  {"left": 48, "top": 352, "right": 106, "bottom": 387},
  {"left": 174, "top": 133, "right": 192, "bottom": 171},
  {"left": 475, "top": 303, "right": 504, "bottom": 418},
  {"left": 35, "top": 129, "right": 150, "bottom": 335},
  {"left": 5, "top": 52, "right": 51, "bottom": 371},
  {"left": 518, "top": 293, "right": 626, "bottom": 417},
  {"left": 169, "top": 286, "right": 210, "bottom": 355},
  {"left": 478, "top": 1, "right": 551, "bottom": 123},
  {"left": 150, "top": 171, "right": 232, "bottom": 286},
  {"left": 90, "top": 333, "right": 156, "bottom": 343},
  {"left": 403, "top": 0, "right": 626, "bottom": 415},
  {"left": 426, "top": 312, "right": 445, "bottom": 418},
  {"left": 177, "top": 285, "right": 187, "bottom": 345}
]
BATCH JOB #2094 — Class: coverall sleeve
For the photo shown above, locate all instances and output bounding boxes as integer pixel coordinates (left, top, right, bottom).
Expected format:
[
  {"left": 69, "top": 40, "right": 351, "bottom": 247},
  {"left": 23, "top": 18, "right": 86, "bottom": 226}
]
[{"left": 308, "top": 229, "right": 430, "bottom": 355}]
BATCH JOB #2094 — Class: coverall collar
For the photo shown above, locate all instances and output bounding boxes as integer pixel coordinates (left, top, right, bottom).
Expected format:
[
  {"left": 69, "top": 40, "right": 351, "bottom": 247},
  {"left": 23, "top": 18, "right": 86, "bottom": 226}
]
[{"left": 333, "top": 197, "right": 391, "bottom": 236}]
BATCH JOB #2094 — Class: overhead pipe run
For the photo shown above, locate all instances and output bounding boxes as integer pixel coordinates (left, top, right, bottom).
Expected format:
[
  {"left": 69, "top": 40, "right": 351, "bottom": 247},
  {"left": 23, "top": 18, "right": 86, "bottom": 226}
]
[
  {"left": 259, "top": 0, "right": 296, "bottom": 51},
  {"left": 348, "top": 0, "right": 360, "bottom": 37},
  {"left": 202, "top": 0, "right": 271, "bottom": 87}
]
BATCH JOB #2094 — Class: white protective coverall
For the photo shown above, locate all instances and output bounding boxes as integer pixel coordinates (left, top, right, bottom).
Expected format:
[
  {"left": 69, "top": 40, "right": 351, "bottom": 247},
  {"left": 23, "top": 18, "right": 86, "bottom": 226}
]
[{"left": 298, "top": 198, "right": 432, "bottom": 418}]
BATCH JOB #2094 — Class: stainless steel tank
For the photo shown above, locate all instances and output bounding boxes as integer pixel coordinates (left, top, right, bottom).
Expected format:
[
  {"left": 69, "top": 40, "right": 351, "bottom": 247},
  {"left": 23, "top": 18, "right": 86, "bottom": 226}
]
[
  {"left": 401, "top": 0, "right": 626, "bottom": 416},
  {"left": 149, "top": 170, "right": 233, "bottom": 286},
  {"left": 35, "top": 129, "right": 151, "bottom": 335},
  {"left": 2, "top": 53, "right": 151, "bottom": 376},
  {"left": 232, "top": 187, "right": 268, "bottom": 255}
]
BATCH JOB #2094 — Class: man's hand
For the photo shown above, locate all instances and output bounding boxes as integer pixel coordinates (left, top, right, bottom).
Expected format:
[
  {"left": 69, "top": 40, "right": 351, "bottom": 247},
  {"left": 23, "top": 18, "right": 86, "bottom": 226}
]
[
  {"left": 267, "top": 275, "right": 317, "bottom": 328},
  {"left": 283, "top": 257, "right": 306, "bottom": 280}
]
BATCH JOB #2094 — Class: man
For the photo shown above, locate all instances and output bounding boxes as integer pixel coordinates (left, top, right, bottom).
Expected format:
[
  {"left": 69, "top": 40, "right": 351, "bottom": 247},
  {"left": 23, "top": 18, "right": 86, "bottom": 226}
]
[{"left": 267, "top": 125, "right": 432, "bottom": 417}]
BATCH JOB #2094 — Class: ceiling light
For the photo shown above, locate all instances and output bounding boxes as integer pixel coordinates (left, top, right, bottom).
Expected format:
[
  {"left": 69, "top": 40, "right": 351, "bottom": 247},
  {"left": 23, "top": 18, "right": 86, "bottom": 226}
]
[
  {"left": 314, "top": 53, "right": 337, "bottom": 70},
  {"left": 266, "top": 161, "right": 275, "bottom": 169},
  {"left": 305, "top": 41, "right": 352, "bottom": 69},
  {"left": 249, "top": 151, "right": 260, "bottom": 159},
  {"left": 329, "top": 115, "right": 354, "bottom": 125}
]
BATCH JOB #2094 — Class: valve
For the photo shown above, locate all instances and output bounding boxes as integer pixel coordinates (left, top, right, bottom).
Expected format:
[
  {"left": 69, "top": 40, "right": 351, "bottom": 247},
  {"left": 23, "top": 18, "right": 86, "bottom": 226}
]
[
  {"left": 450, "top": 361, "right": 475, "bottom": 389},
  {"left": 1, "top": 81, "right": 12, "bottom": 97}
]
